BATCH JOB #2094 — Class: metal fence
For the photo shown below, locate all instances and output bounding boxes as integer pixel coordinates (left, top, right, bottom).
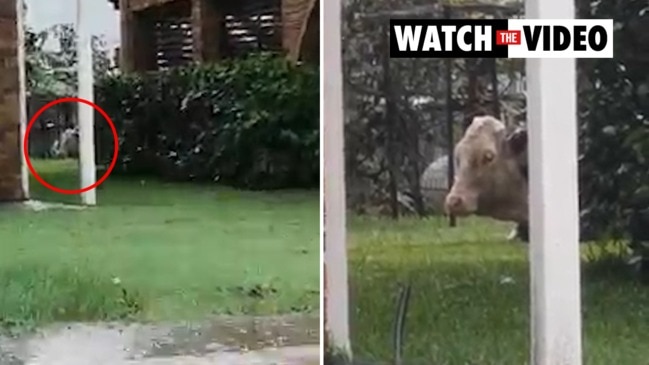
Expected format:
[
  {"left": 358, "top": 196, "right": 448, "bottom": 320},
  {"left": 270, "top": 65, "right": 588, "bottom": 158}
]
[
  {"left": 26, "top": 95, "right": 76, "bottom": 158},
  {"left": 342, "top": 0, "right": 524, "bottom": 219}
]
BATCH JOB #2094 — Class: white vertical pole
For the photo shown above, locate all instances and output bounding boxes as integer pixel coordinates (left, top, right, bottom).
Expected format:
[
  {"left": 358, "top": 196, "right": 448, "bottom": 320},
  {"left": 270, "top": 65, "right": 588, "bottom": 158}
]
[
  {"left": 77, "top": 0, "right": 97, "bottom": 205},
  {"left": 323, "top": 0, "right": 351, "bottom": 356},
  {"left": 526, "top": 0, "right": 582, "bottom": 364},
  {"left": 16, "top": 0, "right": 29, "bottom": 199}
]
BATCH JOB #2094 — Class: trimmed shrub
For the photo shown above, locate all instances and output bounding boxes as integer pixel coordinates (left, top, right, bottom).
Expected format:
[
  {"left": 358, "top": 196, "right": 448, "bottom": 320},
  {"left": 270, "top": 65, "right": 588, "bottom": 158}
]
[
  {"left": 94, "top": 53, "right": 319, "bottom": 190},
  {"left": 577, "top": 0, "right": 649, "bottom": 240}
]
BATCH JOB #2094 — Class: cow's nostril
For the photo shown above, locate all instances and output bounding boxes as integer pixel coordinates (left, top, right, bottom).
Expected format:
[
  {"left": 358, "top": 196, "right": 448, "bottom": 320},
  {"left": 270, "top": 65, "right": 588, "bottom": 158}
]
[{"left": 446, "top": 195, "right": 464, "bottom": 211}]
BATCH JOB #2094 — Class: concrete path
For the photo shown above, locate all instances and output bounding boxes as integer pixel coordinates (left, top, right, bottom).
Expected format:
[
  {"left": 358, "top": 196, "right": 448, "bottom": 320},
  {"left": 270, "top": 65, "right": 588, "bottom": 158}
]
[{"left": 0, "top": 315, "right": 320, "bottom": 365}]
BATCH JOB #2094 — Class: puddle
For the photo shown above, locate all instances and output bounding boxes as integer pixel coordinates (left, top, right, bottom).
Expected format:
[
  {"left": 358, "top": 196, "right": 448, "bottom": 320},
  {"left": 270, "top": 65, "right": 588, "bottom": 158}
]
[
  {"left": 144, "top": 314, "right": 319, "bottom": 357},
  {"left": 0, "top": 314, "right": 320, "bottom": 365}
]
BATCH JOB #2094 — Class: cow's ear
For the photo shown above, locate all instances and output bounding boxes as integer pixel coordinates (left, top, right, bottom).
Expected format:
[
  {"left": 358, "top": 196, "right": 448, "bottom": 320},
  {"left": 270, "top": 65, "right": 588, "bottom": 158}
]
[{"left": 506, "top": 128, "right": 527, "bottom": 155}]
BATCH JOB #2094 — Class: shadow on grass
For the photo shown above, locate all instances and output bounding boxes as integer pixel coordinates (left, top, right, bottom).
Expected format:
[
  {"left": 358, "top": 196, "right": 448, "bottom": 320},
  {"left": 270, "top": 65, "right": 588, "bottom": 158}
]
[{"left": 27, "top": 158, "right": 319, "bottom": 208}]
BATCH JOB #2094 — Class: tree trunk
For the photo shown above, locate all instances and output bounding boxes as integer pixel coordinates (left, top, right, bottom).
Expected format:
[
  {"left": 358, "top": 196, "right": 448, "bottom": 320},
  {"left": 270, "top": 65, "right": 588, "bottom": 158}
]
[{"left": 282, "top": 0, "right": 318, "bottom": 63}]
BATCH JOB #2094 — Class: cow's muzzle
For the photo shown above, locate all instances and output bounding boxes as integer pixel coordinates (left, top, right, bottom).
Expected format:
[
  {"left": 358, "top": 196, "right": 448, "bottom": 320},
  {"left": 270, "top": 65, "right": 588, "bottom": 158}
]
[{"left": 444, "top": 192, "right": 476, "bottom": 216}]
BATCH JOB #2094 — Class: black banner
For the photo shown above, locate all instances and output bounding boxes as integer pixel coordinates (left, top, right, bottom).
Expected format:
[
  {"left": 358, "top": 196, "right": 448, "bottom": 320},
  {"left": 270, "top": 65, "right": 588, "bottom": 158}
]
[{"left": 389, "top": 19, "right": 510, "bottom": 58}]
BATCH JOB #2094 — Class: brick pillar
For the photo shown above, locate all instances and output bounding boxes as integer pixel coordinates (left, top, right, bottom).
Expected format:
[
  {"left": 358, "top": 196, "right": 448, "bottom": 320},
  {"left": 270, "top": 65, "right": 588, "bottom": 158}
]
[
  {"left": 119, "top": 0, "right": 157, "bottom": 72},
  {"left": 134, "top": 13, "right": 157, "bottom": 70},
  {"left": 0, "top": 0, "right": 25, "bottom": 201},
  {"left": 191, "top": 0, "right": 222, "bottom": 63},
  {"left": 119, "top": 0, "right": 135, "bottom": 71}
]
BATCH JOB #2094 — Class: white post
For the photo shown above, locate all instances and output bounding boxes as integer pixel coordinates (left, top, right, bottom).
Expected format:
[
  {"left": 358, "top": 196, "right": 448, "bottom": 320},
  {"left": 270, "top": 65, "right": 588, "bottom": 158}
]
[
  {"left": 323, "top": 0, "right": 351, "bottom": 356},
  {"left": 526, "top": 0, "right": 582, "bottom": 364},
  {"left": 16, "top": 0, "right": 29, "bottom": 199},
  {"left": 77, "top": 0, "right": 97, "bottom": 205}
]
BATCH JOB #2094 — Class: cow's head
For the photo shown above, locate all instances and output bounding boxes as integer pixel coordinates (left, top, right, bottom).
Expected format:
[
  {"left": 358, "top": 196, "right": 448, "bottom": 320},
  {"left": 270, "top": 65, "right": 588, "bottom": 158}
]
[{"left": 444, "top": 115, "right": 528, "bottom": 222}]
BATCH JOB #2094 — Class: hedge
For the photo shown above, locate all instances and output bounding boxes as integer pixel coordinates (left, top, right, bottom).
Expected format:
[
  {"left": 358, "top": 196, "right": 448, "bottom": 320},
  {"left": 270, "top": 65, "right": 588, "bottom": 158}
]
[
  {"left": 577, "top": 0, "right": 649, "bottom": 240},
  {"left": 94, "top": 53, "right": 319, "bottom": 190}
]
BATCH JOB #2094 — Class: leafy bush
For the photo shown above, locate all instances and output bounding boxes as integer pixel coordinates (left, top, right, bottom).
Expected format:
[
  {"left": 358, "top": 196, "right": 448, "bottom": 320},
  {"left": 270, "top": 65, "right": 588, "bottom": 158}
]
[
  {"left": 577, "top": 0, "right": 649, "bottom": 241},
  {"left": 94, "top": 53, "right": 319, "bottom": 190},
  {"left": 576, "top": 0, "right": 649, "bottom": 277}
]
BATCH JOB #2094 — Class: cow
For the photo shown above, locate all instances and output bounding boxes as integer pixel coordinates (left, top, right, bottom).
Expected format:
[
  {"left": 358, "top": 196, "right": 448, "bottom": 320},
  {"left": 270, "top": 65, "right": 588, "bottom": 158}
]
[
  {"left": 444, "top": 115, "right": 530, "bottom": 241},
  {"left": 51, "top": 127, "right": 79, "bottom": 159}
]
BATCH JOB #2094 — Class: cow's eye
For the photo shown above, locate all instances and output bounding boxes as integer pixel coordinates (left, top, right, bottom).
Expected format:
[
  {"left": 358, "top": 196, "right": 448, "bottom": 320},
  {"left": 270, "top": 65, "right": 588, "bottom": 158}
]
[{"left": 483, "top": 151, "right": 495, "bottom": 164}]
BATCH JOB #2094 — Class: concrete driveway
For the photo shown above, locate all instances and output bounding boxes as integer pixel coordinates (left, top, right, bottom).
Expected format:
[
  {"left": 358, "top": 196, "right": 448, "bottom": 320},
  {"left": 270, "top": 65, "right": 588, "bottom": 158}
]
[{"left": 0, "top": 315, "right": 320, "bottom": 365}]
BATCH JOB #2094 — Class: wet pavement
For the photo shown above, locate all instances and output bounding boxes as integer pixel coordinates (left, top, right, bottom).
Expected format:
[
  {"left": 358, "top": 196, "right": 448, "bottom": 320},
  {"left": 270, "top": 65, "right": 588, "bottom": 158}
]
[{"left": 0, "top": 315, "right": 320, "bottom": 365}]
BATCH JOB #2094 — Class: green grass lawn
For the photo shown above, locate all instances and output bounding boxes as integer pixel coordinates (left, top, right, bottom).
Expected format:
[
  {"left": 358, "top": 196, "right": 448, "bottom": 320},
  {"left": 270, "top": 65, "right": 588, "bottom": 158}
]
[
  {"left": 0, "top": 159, "right": 319, "bottom": 331},
  {"left": 348, "top": 215, "right": 649, "bottom": 365}
]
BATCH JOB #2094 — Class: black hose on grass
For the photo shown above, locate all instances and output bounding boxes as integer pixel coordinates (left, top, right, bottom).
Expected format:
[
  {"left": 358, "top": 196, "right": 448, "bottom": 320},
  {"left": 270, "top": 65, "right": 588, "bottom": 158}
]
[
  {"left": 392, "top": 282, "right": 411, "bottom": 365},
  {"left": 324, "top": 283, "right": 413, "bottom": 365}
]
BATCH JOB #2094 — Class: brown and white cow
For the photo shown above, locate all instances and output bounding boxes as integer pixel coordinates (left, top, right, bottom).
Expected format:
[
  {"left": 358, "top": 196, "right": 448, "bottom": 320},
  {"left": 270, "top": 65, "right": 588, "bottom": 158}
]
[
  {"left": 51, "top": 127, "right": 79, "bottom": 159},
  {"left": 444, "top": 115, "right": 530, "bottom": 240}
]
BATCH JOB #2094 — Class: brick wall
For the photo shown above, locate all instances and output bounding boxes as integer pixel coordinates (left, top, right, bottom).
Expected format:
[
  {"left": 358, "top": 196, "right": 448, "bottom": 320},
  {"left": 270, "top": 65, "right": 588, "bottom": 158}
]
[
  {"left": 191, "top": 0, "right": 221, "bottom": 62},
  {"left": 0, "top": 0, "right": 25, "bottom": 202},
  {"left": 118, "top": 0, "right": 317, "bottom": 72}
]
